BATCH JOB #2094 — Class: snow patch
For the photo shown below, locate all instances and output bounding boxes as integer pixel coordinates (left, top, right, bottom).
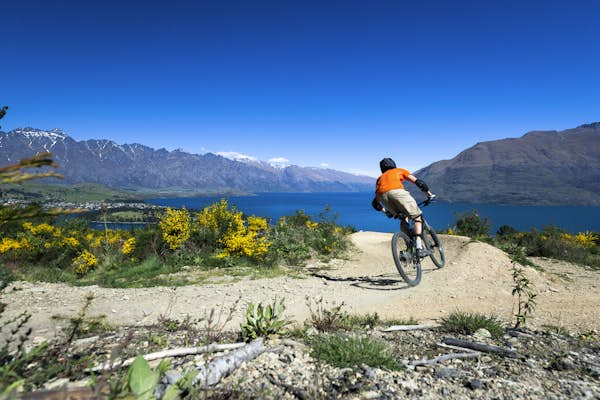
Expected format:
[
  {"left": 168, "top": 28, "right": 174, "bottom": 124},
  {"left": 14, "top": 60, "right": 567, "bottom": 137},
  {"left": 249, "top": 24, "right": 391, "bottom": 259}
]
[
  {"left": 268, "top": 157, "right": 291, "bottom": 168},
  {"left": 217, "top": 151, "right": 258, "bottom": 163}
]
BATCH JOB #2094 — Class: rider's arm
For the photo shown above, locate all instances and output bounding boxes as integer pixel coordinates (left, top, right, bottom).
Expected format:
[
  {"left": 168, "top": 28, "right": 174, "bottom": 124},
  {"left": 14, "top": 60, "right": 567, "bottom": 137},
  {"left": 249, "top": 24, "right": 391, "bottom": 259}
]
[{"left": 407, "top": 174, "right": 433, "bottom": 197}]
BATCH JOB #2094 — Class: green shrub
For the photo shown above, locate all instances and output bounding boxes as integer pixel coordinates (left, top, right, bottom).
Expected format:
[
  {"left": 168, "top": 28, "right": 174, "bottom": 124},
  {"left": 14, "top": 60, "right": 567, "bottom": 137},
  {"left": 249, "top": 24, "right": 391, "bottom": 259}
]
[
  {"left": 266, "top": 208, "right": 352, "bottom": 266},
  {"left": 453, "top": 210, "right": 491, "bottom": 238},
  {"left": 308, "top": 334, "right": 402, "bottom": 370},
  {"left": 440, "top": 311, "right": 504, "bottom": 339}
]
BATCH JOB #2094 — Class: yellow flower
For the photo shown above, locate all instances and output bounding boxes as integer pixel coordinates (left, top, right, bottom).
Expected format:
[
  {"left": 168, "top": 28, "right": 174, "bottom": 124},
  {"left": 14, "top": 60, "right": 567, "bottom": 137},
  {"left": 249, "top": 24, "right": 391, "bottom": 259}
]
[
  {"left": 73, "top": 250, "right": 98, "bottom": 275},
  {"left": 0, "top": 238, "right": 22, "bottom": 253},
  {"left": 159, "top": 207, "right": 191, "bottom": 250},
  {"left": 247, "top": 215, "right": 268, "bottom": 232},
  {"left": 305, "top": 220, "right": 319, "bottom": 230},
  {"left": 573, "top": 231, "right": 598, "bottom": 248},
  {"left": 121, "top": 237, "right": 136, "bottom": 255},
  {"left": 23, "top": 222, "right": 61, "bottom": 237},
  {"left": 62, "top": 237, "right": 80, "bottom": 248},
  {"left": 197, "top": 200, "right": 272, "bottom": 260}
]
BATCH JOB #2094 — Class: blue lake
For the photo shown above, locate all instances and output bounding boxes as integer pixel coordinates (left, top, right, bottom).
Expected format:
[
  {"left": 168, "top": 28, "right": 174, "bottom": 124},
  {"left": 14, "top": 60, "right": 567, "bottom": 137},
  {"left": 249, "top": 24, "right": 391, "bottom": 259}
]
[{"left": 146, "top": 192, "right": 600, "bottom": 234}]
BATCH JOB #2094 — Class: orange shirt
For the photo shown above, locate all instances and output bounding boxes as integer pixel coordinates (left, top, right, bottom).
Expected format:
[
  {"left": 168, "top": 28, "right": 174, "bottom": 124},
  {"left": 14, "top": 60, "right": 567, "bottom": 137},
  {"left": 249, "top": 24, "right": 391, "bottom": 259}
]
[{"left": 375, "top": 168, "right": 412, "bottom": 195}]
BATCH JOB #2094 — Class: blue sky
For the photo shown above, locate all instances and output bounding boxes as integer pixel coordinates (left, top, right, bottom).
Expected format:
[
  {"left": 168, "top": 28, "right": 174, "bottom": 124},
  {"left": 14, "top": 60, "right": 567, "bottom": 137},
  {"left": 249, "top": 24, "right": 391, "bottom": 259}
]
[{"left": 2, "top": 0, "right": 599, "bottom": 177}]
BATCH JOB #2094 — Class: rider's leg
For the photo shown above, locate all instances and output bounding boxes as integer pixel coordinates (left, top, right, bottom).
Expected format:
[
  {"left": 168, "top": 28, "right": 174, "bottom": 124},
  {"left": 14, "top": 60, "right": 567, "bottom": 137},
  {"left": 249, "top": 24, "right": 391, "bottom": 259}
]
[
  {"left": 401, "top": 218, "right": 411, "bottom": 237},
  {"left": 413, "top": 215, "right": 423, "bottom": 249}
]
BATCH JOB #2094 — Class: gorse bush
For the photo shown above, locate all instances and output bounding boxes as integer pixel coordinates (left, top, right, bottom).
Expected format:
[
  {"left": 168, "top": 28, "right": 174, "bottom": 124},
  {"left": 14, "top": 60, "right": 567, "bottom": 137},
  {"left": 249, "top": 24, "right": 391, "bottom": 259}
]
[
  {"left": 497, "top": 225, "right": 600, "bottom": 269},
  {"left": 159, "top": 207, "right": 191, "bottom": 251},
  {"left": 0, "top": 199, "right": 354, "bottom": 286}
]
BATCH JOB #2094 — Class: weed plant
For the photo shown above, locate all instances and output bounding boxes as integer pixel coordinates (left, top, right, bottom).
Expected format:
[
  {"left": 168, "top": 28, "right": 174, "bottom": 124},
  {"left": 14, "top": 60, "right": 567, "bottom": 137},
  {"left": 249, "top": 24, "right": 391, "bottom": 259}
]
[
  {"left": 308, "top": 334, "right": 402, "bottom": 370},
  {"left": 440, "top": 311, "right": 505, "bottom": 339}
]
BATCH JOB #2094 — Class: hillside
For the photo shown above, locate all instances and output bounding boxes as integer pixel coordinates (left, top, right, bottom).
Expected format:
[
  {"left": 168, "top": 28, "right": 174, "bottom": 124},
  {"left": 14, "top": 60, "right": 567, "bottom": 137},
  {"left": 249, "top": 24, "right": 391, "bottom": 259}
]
[
  {"left": 415, "top": 122, "right": 600, "bottom": 205},
  {"left": 2, "top": 233, "right": 599, "bottom": 398},
  {"left": 0, "top": 128, "right": 374, "bottom": 193}
]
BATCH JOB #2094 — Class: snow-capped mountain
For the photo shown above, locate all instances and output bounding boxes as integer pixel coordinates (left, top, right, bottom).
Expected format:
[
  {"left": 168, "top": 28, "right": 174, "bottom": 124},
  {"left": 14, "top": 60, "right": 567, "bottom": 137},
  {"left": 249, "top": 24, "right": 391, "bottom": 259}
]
[{"left": 0, "top": 127, "right": 374, "bottom": 192}]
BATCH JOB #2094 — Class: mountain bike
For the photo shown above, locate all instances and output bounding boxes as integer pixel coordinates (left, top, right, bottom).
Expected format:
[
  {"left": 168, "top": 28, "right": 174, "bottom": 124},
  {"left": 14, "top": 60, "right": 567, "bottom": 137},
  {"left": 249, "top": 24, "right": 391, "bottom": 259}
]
[{"left": 391, "top": 197, "right": 445, "bottom": 286}]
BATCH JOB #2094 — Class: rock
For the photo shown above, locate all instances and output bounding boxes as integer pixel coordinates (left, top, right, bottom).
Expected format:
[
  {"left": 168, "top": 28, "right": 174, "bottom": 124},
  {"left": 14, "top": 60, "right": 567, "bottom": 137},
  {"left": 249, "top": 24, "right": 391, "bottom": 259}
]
[
  {"left": 435, "top": 367, "right": 460, "bottom": 379},
  {"left": 550, "top": 357, "right": 575, "bottom": 371},
  {"left": 465, "top": 379, "right": 483, "bottom": 390},
  {"left": 361, "top": 391, "right": 380, "bottom": 399},
  {"left": 473, "top": 328, "right": 492, "bottom": 341},
  {"left": 72, "top": 335, "right": 99, "bottom": 349},
  {"left": 44, "top": 378, "right": 70, "bottom": 390}
]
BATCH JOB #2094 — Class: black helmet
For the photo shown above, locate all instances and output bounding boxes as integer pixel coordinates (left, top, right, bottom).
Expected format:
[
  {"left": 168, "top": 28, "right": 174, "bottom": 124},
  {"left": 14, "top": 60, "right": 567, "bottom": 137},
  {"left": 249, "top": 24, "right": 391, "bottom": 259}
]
[{"left": 379, "top": 158, "right": 396, "bottom": 173}]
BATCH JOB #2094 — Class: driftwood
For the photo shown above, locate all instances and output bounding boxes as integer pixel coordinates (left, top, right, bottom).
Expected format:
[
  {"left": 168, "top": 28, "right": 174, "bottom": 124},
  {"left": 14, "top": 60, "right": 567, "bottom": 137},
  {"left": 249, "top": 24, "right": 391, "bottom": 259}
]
[
  {"left": 382, "top": 324, "right": 436, "bottom": 332},
  {"left": 89, "top": 342, "right": 246, "bottom": 372},
  {"left": 193, "top": 338, "right": 266, "bottom": 387},
  {"left": 408, "top": 352, "right": 481, "bottom": 367},
  {"left": 442, "top": 336, "right": 519, "bottom": 358}
]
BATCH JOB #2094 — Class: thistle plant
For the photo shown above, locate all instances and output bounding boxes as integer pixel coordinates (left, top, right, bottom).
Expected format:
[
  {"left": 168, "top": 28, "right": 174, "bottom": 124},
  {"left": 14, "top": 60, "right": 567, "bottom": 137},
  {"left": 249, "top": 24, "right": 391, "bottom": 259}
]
[{"left": 240, "top": 298, "right": 288, "bottom": 340}]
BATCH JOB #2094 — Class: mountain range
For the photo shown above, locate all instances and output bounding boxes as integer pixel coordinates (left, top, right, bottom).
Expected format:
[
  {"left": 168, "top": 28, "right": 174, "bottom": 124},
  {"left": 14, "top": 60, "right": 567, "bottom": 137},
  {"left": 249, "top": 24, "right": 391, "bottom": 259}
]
[
  {"left": 1, "top": 123, "right": 599, "bottom": 205},
  {"left": 0, "top": 128, "right": 374, "bottom": 193},
  {"left": 415, "top": 122, "right": 600, "bottom": 205}
]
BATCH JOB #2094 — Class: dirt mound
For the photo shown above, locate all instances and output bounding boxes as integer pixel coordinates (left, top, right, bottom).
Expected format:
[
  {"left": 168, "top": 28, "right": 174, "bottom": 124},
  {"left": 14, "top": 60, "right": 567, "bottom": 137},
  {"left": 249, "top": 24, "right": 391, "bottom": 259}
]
[{"left": 2, "top": 233, "right": 599, "bottom": 342}]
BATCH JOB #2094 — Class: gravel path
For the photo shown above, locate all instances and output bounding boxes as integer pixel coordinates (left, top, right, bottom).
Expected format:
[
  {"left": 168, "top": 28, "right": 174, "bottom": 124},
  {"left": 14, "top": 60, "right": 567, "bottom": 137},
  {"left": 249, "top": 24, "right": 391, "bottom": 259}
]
[{"left": 2, "top": 233, "right": 599, "bottom": 343}]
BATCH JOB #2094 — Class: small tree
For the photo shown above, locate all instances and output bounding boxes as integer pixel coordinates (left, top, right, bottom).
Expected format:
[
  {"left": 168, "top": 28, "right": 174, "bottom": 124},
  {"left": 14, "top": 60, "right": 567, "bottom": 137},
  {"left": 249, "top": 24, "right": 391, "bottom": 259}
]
[{"left": 510, "top": 249, "right": 537, "bottom": 329}]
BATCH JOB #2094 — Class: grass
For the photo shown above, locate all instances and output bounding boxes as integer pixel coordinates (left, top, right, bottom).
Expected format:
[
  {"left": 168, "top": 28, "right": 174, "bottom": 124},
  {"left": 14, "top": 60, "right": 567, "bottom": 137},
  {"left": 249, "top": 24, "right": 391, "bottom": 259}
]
[
  {"left": 440, "top": 311, "right": 505, "bottom": 339},
  {"left": 308, "top": 334, "right": 403, "bottom": 370}
]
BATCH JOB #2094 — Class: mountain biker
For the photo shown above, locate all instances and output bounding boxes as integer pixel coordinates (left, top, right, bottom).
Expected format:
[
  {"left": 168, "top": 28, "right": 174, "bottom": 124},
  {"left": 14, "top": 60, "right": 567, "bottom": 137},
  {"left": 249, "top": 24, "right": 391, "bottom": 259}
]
[{"left": 372, "top": 158, "right": 435, "bottom": 257}]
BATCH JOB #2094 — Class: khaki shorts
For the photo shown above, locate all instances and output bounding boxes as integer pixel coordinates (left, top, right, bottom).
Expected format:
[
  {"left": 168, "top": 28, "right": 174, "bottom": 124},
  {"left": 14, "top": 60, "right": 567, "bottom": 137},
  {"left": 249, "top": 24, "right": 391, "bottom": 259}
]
[{"left": 379, "top": 189, "right": 422, "bottom": 218}]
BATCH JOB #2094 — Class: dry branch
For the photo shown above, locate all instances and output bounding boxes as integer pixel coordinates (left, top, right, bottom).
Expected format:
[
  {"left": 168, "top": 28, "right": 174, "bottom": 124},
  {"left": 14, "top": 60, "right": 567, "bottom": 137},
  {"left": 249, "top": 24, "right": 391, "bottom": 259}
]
[
  {"left": 442, "top": 336, "right": 519, "bottom": 358},
  {"left": 437, "top": 342, "right": 480, "bottom": 353},
  {"left": 408, "top": 352, "right": 481, "bottom": 367},
  {"left": 382, "top": 324, "right": 436, "bottom": 332},
  {"left": 89, "top": 342, "right": 245, "bottom": 372},
  {"left": 193, "top": 338, "right": 266, "bottom": 387}
]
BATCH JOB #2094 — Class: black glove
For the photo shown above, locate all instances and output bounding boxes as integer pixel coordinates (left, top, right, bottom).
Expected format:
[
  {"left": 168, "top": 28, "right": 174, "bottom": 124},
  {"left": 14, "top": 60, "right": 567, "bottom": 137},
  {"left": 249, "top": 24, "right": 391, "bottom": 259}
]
[{"left": 371, "top": 198, "right": 383, "bottom": 211}]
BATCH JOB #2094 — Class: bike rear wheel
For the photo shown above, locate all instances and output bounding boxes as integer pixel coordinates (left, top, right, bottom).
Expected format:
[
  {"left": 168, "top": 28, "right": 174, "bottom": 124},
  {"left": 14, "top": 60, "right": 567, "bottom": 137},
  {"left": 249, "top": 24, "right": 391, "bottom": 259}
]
[
  {"left": 391, "top": 231, "right": 422, "bottom": 286},
  {"left": 423, "top": 221, "right": 445, "bottom": 268}
]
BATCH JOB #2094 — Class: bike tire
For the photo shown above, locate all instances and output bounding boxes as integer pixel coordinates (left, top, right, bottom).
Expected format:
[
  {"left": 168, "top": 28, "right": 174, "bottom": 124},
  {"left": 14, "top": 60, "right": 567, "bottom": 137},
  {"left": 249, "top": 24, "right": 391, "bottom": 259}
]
[
  {"left": 423, "top": 221, "right": 445, "bottom": 268},
  {"left": 391, "top": 231, "right": 422, "bottom": 286}
]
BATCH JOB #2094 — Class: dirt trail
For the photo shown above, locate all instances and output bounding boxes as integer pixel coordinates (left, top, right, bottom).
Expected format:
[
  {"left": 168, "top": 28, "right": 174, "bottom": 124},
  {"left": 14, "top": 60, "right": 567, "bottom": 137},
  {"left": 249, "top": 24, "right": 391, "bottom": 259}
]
[{"left": 2, "top": 233, "right": 599, "bottom": 341}]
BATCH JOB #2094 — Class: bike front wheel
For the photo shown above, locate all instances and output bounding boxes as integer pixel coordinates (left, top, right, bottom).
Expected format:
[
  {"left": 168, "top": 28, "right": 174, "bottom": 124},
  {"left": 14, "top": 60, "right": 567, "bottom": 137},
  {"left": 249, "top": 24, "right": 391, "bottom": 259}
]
[
  {"left": 391, "top": 231, "right": 422, "bottom": 286},
  {"left": 423, "top": 221, "right": 445, "bottom": 268}
]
